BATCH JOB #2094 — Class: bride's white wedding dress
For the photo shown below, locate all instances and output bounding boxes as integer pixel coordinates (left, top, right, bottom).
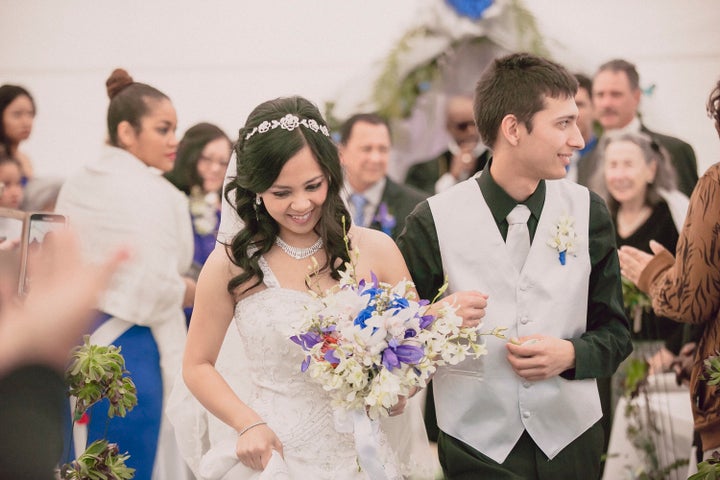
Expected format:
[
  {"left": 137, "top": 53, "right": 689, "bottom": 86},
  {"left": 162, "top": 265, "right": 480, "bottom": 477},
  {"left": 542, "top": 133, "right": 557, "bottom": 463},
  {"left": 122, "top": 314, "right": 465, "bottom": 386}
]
[{"left": 168, "top": 258, "right": 435, "bottom": 479}]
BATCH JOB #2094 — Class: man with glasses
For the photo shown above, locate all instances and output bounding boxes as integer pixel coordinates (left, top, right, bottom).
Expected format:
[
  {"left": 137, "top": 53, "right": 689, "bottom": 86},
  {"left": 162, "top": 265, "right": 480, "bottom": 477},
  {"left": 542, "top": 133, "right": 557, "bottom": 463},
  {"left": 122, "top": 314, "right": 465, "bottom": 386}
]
[{"left": 405, "top": 95, "right": 491, "bottom": 194}]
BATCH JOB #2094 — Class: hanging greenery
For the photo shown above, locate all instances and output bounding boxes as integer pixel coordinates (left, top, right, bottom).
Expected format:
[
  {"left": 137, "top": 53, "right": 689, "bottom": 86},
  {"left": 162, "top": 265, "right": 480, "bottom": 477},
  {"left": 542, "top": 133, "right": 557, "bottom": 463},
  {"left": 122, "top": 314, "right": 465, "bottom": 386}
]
[{"left": 326, "top": 1, "right": 547, "bottom": 132}]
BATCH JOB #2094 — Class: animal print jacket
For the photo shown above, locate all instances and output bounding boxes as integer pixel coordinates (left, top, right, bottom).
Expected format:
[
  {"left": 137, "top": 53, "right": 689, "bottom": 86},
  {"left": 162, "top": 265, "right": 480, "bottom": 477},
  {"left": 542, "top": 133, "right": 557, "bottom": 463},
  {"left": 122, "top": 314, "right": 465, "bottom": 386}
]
[{"left": 639, "top": 162, "right": 720, "bottom": 453}]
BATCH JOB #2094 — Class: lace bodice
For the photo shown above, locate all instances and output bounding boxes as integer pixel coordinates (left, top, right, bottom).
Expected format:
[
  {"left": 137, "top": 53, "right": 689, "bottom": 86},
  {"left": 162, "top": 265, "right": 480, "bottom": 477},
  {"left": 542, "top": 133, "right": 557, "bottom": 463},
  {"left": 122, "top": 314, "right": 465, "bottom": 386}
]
[{"left": 231, "top": 257, "right": 398, "bottom": 478}]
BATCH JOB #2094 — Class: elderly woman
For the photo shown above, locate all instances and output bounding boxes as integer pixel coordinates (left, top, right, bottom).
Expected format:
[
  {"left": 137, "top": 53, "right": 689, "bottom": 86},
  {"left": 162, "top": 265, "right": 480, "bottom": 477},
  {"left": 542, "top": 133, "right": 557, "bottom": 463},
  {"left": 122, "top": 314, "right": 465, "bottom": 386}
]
[{"left": 593, "top": 131, "right": 689, "bottom": 372}]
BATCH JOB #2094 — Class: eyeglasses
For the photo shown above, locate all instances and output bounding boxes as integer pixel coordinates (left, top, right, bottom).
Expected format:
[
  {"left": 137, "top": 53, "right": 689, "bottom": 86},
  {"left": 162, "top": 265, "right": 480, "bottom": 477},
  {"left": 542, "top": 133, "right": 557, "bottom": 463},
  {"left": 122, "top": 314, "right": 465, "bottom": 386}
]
[
  {"left": 452, "top": 120, "right": 476, "bottom": 132},
  {"left": 198, "top": 155, "right": 230, "bottom": 168}
]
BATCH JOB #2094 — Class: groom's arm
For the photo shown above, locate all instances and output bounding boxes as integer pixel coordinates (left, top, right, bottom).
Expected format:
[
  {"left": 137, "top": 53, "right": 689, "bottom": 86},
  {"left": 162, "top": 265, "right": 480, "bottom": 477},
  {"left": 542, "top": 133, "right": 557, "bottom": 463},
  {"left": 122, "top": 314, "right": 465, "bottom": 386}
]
[
  {"left": 564, "top": 192, "right": 633, "bottom": 380},
  {"left": 396, "top": 201, "right": 446, "bottom": 302}
]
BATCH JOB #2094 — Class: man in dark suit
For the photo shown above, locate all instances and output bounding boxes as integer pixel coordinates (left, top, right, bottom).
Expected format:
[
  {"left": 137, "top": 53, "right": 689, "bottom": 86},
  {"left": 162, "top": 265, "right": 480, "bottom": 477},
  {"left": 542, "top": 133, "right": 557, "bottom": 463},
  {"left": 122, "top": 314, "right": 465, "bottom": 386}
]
[
  {"left": 577, "top": 59, "right": 698, "bottom": 197},
  {"left": 338, "top": 113, "right": 427, "bottom": 240},
  {"left": 405, "top": 95, "right": 491, "bottom": 195},
  {"left": 566, "top": 73, "right": 599, "bottom": 183}
]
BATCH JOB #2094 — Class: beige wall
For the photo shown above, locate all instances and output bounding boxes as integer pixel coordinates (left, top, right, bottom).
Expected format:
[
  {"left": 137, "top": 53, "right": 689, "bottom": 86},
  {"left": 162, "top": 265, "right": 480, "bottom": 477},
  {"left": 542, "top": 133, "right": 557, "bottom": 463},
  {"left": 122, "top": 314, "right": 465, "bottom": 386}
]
[{"left": 1, "top": 0, "right": 719, "bottom": 179}]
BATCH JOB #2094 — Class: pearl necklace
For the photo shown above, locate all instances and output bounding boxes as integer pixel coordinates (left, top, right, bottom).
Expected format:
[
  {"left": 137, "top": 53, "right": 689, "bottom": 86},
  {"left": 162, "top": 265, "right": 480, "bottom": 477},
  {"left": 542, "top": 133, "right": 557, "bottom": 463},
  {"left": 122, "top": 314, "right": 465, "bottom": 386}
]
[{"left": 274, "top": 236, "right": 324, "bottom": 260}]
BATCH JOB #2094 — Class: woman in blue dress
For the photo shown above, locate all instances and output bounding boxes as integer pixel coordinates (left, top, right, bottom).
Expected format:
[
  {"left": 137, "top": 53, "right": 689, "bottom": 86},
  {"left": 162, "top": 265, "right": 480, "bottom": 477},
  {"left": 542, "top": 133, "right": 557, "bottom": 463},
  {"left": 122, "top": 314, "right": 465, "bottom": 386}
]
[
  {"left": 165, "top": 123, "right": 232, "bottom": 324},
  {"left": 55, "top": 68, "right": 195, "bottom": 480}
]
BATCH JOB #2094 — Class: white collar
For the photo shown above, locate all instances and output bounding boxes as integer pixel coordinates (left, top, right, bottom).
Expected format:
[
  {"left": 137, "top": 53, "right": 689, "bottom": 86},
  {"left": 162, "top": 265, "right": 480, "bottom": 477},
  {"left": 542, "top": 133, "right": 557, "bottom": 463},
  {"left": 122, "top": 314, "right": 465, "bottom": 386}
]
[
  {"left": 605, "top": 116, "right": 642, "bottom": 136},
  {"left": 447, "top": 138, "right": 488, "bottom": 158},
  {"left": 343, "top": 176, "right": 386, "bottom": 207}
]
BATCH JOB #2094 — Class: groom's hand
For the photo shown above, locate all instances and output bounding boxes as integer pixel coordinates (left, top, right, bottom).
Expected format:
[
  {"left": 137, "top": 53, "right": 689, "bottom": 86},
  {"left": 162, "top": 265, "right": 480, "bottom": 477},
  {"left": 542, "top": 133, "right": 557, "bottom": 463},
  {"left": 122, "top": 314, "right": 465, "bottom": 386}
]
[
  {"left": 505, "top": 335, "right": 576, "bottom": 381},
  {"left": 442, "top": 290, "right": 488, "bottom": 328}
]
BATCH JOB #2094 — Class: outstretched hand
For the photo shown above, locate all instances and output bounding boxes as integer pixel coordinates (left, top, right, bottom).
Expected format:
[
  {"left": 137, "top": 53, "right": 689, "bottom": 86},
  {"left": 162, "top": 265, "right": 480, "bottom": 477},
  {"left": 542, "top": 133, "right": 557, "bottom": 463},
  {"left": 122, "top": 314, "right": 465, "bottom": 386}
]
[
  {"left": 0, "top": 228, "right": 129, "bottom": 374},
  {"left": 505, "top": 335, "right": 575, "bottom": 381},
  {"left": 618, "top": 240, "right": 668, "bottom": 285}
]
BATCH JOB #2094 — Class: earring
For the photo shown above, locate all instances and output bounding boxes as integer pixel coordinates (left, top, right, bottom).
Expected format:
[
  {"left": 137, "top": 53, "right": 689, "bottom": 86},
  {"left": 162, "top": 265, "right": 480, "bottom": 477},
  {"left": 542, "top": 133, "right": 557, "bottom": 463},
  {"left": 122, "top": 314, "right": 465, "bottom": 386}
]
[{"left": 254, "top": 195, "right": 261, "bottom": 222}]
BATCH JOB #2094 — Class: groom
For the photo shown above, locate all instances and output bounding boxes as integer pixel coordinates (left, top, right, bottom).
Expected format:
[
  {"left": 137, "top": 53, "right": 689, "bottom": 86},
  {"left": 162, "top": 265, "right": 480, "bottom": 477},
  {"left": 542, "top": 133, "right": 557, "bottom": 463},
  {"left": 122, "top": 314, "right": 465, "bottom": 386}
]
[{"left": 397, "top": 53, "right": 632, "bottom": 479}]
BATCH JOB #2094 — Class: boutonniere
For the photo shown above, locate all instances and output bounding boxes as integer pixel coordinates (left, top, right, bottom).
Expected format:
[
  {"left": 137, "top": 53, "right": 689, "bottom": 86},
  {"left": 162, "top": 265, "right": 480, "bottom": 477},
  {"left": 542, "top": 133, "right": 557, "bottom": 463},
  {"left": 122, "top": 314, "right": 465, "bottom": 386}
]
[
  {"left": 373, "top": 202, "right": 397, "bottom": 236},
  {"left": 546, "top": 214, "right": 578, "bottom": 265}
]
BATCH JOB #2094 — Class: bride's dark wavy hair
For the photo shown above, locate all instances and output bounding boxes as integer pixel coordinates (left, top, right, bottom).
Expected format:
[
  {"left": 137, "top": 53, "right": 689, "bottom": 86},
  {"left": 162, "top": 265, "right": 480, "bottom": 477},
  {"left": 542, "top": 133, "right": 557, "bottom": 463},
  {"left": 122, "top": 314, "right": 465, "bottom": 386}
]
[{"left": 224, "top": 96, "right": 351, "bottom": 294}]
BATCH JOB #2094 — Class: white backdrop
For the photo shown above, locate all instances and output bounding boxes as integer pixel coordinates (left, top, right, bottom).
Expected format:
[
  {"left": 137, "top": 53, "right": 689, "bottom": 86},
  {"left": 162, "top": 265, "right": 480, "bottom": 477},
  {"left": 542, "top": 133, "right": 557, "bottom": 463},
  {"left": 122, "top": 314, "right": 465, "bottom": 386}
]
[{"left": 1, "top": 0, "right": 719, "bottom": 181}]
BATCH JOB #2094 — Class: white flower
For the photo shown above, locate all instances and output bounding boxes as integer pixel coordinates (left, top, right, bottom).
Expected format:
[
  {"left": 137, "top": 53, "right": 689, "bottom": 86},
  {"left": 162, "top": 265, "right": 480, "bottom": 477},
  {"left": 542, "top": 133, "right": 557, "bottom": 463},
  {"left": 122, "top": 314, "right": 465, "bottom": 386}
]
[
  {"left": 290, "top": 250, "right": 505, "bottom": 421},
  {"left": 546, "top": 213, "right": 579, "bottom": 265},
  {"left": 188, "top": 186, "right": 218, "bottom": 236}
]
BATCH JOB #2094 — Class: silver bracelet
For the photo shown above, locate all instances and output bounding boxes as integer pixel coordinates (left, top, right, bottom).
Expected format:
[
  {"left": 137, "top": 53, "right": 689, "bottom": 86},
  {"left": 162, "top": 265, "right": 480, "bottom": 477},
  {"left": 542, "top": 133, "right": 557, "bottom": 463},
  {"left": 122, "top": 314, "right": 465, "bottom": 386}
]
[{"left": 237, "top": 420, "right": 267, "bottom": 438}]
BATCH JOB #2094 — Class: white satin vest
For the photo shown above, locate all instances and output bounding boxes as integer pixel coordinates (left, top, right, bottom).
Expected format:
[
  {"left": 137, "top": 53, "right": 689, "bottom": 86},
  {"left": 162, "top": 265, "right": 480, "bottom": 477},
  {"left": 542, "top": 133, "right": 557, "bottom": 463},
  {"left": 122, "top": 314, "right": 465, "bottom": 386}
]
[{"left": 428, "top": 177, "right": 602, "bottom": 463}]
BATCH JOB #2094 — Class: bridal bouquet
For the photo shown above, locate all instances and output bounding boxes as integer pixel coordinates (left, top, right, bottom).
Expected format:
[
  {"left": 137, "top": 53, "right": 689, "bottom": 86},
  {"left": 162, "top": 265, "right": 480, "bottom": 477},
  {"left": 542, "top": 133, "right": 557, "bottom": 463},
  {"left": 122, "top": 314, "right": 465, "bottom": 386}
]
[{"left": 290, "top": 247, "right": 505, "bottom": 420}]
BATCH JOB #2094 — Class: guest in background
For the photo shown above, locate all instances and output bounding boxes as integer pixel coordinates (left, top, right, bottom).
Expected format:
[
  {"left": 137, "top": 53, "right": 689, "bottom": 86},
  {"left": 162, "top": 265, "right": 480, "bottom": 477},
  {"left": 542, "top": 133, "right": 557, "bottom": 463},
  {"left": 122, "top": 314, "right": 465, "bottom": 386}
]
[
  {"left": 0, "top": 147, "right": 24, "bottom": 210},
  {"left": 405, "top": 94, "right": 491, "bottom": 194},
  {"left": 577, "top": 59, "right": 698, "bottom": 197},
  {"left": 619, "top": 77, "right": 720, "bottom": 463},
  {"left": 0, "top": 84, "right": 36, "bottom": 181},
  {"left": 338, "top": 113, "right": 426, "bottom": 240},
  {"left": 592, "top": 131, "right": 688, "bottom": 366},
  {"left": 55, "top": 68, "right": 194, "bottom": 480},
  {"left": 165, "top": 122, "right": 232, "bottom": 323},
  {"left": 566, "top": 73, "right": 599, "bottom": 183}
]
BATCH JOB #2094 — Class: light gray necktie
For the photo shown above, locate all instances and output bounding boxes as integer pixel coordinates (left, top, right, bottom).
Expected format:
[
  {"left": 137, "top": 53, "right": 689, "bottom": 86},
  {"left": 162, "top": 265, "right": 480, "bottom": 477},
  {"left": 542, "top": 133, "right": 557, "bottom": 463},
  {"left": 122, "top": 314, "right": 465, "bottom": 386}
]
[
  {"left": 506, "top": 204, "right": 531, "bottom": 271},
  {"left": 349, "top": 193, "right": 368, "bottom": 227}
]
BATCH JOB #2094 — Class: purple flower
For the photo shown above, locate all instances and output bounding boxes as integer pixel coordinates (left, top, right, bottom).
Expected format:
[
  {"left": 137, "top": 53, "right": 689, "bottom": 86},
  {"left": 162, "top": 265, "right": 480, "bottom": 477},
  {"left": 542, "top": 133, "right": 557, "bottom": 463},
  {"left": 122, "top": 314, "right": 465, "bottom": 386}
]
[
  {"left": 290, "top": 331, "right": 322, "bottom": 350},
  {"left": 419, "top": 314, "right": 435, "bottom": 330},
  {"left": 324, "top": 349, "right": 340, "bottom": 364},
  {"left": 382, "top": 338, "right": 425, "bottom": 371},
  {"left": 373, "top": 203, "right": 396, "bottom": 236}
]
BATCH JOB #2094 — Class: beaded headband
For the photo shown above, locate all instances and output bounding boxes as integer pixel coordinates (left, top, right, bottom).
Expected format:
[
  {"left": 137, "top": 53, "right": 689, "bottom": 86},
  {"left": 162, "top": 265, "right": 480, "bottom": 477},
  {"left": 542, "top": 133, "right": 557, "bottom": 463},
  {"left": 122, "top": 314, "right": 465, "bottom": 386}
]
[{"left": 244, "top": 114, "right": 330, "bottom": 141}]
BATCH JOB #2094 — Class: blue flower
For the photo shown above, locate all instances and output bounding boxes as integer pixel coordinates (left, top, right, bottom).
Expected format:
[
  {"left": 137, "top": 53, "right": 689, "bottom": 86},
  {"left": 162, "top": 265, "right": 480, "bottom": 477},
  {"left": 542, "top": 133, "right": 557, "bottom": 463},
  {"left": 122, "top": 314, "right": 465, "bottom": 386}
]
[
  {"left": 446, "top": 0, "right": 494, "bottom": 20},
  {"left": 373, "top": 203, "right": 397, "bottom": 236}
]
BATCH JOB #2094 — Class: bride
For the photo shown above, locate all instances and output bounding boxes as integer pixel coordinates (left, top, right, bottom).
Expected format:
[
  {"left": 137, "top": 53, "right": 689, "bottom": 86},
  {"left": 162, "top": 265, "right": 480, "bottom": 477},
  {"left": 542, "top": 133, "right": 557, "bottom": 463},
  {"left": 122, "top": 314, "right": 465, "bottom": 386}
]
[{"left": 172, "top": 96, "right": 451, "bottom": 479}]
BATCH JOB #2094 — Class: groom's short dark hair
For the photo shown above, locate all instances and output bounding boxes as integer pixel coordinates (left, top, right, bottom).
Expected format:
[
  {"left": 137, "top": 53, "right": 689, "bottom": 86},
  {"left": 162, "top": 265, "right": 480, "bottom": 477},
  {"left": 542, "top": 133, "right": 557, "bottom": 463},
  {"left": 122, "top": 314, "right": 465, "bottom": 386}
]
[{"left": 474, "top": 53, "right": 578, "bottom": 148}]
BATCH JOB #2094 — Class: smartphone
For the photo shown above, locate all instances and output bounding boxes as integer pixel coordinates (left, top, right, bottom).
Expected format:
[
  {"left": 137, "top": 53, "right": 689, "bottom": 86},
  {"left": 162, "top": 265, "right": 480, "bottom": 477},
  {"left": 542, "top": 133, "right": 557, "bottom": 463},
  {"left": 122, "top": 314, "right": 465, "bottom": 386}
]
[{"left": 19, "top": 212, "right": 68, "bottom": 295}]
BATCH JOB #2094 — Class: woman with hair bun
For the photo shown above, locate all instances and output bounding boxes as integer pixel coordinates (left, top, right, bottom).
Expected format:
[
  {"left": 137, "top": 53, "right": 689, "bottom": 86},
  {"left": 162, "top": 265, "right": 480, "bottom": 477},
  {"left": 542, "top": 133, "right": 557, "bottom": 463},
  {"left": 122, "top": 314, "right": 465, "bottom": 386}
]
[{"left": 55, "top": 68, "right": 194, "bottom": 480}]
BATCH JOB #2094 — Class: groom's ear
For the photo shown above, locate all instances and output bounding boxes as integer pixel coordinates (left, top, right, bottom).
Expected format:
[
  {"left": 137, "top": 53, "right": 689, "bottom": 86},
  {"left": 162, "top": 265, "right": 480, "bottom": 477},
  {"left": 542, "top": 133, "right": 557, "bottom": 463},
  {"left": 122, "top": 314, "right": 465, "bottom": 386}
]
[{"left": 499, "top": 114, "right": 520, "bottom": 146}]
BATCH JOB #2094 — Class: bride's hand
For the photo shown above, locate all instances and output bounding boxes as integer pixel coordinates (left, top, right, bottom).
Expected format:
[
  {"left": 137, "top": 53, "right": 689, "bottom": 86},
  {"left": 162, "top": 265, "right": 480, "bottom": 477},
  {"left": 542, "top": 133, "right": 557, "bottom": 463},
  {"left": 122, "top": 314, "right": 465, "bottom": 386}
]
[
  {"left": 235, "top": 423, "right": 284, "bottom": 471},
  {"left": 387, "top": 395, "right": 407, "bottom": 417}
]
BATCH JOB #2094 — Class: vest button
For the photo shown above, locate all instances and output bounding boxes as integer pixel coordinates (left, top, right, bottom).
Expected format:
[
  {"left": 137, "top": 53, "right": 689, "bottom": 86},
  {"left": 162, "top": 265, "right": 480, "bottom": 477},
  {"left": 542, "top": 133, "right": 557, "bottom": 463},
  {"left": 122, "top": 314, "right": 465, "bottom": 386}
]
[
  {"left": 520, "top": 316, "right": 529, "bottom": 325},
  {"left": 522, "top": 380, "right": 531, "bottom": 388},
  {"left": 522, "top": 411, "right": 531, "bottom": 419}
]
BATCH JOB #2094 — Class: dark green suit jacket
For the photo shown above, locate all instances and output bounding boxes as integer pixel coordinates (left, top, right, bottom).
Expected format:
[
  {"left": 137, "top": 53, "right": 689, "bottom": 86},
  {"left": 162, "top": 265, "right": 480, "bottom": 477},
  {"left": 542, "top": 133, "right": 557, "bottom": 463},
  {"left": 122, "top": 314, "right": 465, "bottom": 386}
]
[{"left": 369, "top": 177, "right": 427, "bottom": 240}]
